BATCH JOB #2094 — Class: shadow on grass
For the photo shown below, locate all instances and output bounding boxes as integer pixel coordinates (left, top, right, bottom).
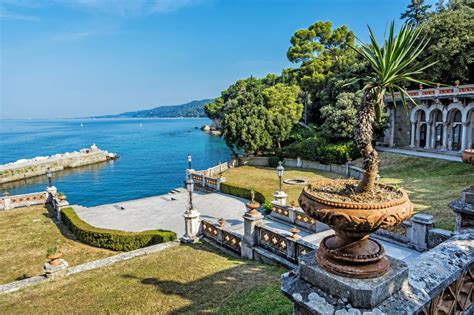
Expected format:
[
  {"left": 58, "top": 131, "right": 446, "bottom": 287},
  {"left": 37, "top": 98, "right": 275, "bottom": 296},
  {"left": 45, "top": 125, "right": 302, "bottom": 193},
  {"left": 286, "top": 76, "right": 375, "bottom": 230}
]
[{"left": 122, "top": 243, "right": 288, "bottom": 314}]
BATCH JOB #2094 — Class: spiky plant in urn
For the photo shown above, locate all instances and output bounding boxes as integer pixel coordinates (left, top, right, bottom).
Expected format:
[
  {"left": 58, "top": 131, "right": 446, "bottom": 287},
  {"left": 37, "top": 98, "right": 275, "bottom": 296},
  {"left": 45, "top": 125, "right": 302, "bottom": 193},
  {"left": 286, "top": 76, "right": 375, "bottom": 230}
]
[{"left": 298, "top": 22, "right": 436, "bottom": 278}]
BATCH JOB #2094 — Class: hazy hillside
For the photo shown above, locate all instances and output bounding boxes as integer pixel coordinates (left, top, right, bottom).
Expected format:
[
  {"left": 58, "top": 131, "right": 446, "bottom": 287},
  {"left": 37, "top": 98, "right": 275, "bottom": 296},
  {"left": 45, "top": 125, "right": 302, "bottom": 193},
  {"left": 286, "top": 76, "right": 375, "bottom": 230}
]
[{"left": 95, "top": 99, "right": 213, "bottom": 118}]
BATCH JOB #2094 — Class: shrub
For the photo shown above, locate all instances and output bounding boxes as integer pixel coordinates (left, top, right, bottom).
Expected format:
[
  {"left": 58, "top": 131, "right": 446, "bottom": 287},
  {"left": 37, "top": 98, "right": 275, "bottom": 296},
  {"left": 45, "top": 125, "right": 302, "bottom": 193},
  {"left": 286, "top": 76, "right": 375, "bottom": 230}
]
[
  {"left": 281, "top": 137, "right": 360, "bottom": 165},
  {"left": 61, "top": 207, "right": 177, "bottom": 251},
  {"left": 268, "top": 156, "right": 281, "bottom": 168},
  {"left": 262, "top": 201, "right": 273, "bottom": 215},
  {"left": 220, "top": 183, "right": 266, "bottom": 204}
]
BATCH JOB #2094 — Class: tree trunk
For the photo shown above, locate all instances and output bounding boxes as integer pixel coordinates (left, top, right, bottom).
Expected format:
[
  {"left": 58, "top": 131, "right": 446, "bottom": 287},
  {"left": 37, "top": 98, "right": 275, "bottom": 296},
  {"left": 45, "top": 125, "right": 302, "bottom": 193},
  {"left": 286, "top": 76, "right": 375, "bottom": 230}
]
[{"left": 354, "top": 92, "right": 379, "bottom": 193}]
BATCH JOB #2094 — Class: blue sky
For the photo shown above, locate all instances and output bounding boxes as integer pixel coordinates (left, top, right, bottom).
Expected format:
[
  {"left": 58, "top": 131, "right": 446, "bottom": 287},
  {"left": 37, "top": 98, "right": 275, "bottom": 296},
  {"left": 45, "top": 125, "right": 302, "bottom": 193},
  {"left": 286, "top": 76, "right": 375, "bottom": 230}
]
[{"left": 0, "top": 0, "right": 436, "bottom": 119}]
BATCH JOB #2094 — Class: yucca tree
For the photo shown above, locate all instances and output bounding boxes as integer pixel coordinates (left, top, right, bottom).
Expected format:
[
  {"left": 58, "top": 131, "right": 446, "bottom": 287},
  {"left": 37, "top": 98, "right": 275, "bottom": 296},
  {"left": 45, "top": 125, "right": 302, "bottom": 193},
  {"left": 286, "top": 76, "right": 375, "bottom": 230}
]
[{"left": 351, "top": 21, "right": 436, "bottom": 193}]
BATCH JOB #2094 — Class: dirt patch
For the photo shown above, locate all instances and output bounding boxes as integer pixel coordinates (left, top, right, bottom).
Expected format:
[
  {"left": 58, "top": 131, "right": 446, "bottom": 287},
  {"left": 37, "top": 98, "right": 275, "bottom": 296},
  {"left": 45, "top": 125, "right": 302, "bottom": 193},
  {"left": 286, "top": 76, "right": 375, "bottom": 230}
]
[{"left": 309, "top": 182, "right": 403, "bottom": 204}]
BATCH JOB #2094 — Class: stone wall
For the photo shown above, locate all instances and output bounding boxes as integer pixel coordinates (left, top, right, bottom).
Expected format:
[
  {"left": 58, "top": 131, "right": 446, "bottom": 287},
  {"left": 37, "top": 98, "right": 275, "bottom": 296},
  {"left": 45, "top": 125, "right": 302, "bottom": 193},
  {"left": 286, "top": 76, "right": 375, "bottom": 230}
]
[
  {"left": 393, "top": 104, "right": 411, "bottom": 147},
  {"left": 0, "top": 191, "right": 49, "bottom": 210},
  {"left": 0, "top": 146, "right": 116, "bottom": 184}
]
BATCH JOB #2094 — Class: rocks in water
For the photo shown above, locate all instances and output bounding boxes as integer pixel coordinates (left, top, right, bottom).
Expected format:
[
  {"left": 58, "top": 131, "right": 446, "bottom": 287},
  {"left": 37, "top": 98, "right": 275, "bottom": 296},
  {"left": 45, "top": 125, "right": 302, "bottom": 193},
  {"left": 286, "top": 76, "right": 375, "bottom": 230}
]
[{"left": 200, "top": 125, "right": 222, "bottom": 136}]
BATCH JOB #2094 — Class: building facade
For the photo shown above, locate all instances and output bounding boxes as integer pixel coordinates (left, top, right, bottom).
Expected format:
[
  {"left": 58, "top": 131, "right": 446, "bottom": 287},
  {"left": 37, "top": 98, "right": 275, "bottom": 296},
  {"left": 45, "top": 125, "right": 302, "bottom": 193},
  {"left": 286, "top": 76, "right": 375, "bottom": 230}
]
[{"left": 383, "top": 84, "right": 474, "bottom": 153}]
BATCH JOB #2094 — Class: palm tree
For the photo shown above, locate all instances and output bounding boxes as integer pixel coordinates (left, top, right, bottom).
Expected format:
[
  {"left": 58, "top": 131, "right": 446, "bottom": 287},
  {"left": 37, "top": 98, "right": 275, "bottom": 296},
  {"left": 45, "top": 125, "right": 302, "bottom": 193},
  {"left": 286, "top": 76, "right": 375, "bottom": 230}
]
[{"left": 351, "top": 21, "right": 436, "bottom": 193}]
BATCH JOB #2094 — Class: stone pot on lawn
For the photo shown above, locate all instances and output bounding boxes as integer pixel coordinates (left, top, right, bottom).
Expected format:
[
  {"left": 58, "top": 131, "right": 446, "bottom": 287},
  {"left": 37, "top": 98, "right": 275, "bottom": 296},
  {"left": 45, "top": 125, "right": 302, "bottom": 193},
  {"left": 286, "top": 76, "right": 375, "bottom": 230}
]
[
  {"left": 461, "top": 149, "right": 474, "bottom": 165},
  {"left": 47, "top": 252, "right": 63, "bottom": 266},
  {"left": 298, "top": 179, "right": 412, "bottom": 278},
  {"left": 58, "top": 195, "right": 67, "bottom": 201}
]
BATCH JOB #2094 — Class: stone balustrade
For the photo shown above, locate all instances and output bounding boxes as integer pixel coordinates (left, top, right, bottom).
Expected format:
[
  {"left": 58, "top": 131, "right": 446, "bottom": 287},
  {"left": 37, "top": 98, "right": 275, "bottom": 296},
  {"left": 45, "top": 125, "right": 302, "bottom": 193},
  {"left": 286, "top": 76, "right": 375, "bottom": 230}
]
[
  {"left": 256, "top": 225, "right": 316, "bottom": 265},
  {"left": 190, "top": 173, "right": 224, "bottom": 191},
  {"left": 384, "top": 83, "right": 474, "bottom": 101},
  {"left": 270, "top": 202, "right": 328, "bottom": 233},
  {"left": 0, "top": 191, "right": 49, "bottom": 210},
  {"left": 200, "top": 220, "right": 242, "bottom": 254}
]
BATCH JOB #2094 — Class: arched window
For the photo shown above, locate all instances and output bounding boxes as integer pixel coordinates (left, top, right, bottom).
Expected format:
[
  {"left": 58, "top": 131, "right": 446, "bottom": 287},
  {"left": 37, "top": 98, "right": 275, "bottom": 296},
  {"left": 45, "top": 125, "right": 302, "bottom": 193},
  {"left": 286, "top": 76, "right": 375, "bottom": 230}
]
[
  {"left": 433, "top": 111, "right": 443, "bottom": 148},
  {"left": 451, "top": 110, "right": 462, "bottom": 151}
]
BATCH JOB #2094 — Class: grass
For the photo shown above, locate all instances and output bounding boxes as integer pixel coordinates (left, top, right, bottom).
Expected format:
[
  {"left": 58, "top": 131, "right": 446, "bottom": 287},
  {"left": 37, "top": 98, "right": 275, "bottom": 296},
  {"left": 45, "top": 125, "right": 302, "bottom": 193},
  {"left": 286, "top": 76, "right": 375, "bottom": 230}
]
[
  {"left": 222, "top": 166, "right": 340, "bottom": 206},
  {"left": 373, "top": 152, "right": 474, "bottom": 230},
  {"left": 223, "top": 153, "right": 473, "bottom": 230},
  {"left": 0, "top": 205, "right": 115, "bottom": 284},
  {"left": 0, "top": 243, "right": 291, "bottom": 314}
]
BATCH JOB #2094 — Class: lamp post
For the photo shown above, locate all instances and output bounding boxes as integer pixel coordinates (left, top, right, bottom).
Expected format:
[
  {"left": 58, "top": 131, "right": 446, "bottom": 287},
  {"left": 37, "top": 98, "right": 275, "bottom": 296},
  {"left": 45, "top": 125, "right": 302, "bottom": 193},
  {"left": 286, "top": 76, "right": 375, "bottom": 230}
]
[
  {"left": 273, "top": 161, "right": 287, "bottom": 206},
  {"left": 187, "top": 154, "right": 192, "bottom": 170},
  {"left": 47, "top": 168, "right": 53, "bottom": 187},
  {"left": 186, "top": 175, "right": 194, "bottom": 211},
  {"left": 277, "top": 161, "right": 284, "bottom": 192}
]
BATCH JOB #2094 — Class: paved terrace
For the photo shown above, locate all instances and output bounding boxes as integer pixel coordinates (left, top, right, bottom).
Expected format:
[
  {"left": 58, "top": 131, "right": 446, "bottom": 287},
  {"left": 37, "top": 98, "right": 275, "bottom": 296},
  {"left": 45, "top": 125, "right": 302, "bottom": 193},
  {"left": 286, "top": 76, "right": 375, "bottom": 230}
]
[{"left": 74, "top": 190, "right": 419, "bottom": 262}]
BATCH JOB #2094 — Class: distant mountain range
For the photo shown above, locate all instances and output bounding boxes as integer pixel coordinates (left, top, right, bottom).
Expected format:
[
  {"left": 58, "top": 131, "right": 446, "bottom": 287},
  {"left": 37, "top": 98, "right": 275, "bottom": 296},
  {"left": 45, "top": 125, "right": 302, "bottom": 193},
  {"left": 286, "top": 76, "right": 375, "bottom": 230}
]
[{"left": 94, "top": 99, "right": 213, "bottom": 118}]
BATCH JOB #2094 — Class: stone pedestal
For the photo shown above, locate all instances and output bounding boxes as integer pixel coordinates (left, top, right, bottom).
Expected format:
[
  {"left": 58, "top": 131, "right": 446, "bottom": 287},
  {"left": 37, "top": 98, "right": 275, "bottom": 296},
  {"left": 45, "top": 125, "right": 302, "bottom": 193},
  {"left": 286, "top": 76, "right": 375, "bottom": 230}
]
[
  {"left": 46, "top": 186, "right": 57, "bottom": 196},
  {"left": 282, "top": 250, "right": 408, "bottom": 312},
  {"left": 241, "top": 211, "right": 264, "bottom": 260},
  {"left": 273, "top": 191, "right": 288, "bottom": 206},
  {"left": 450, "top": 186, "right": 474, "bottom": 232},
  {"left": 181, "top": 209, "right": 201, "bottom": 244},
  {"left": 43, "top": 259, "right": 68, "bottom": 279},
  {"left": 408, "top": 213, "right": 433, "bottom": 251}
]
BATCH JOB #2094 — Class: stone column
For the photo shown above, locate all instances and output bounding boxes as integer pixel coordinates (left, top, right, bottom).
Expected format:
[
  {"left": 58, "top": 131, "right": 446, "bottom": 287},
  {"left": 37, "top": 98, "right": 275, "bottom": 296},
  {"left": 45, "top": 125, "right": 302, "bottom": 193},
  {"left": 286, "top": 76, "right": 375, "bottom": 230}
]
[
  {"left": 181, "top": 208, "right": 201, "bottom": 243},
  {"left": 461, "top": 122, "right": 469, "bottom": 151},
  {"left": 410, "top": 122, "right": 416, "bottom": 147},
  {"left": 389, "top": 108, "right": 395, "bottom": 147},
  {"left": 3, "top": 197, "right": 11, "bottom": 210},
  {"left": 241, "top": 211, "right": 264, "bottom": 260},
  {"left": 424, "top": 122, "right": 432, "bottom": 149},
  {"left": 442, "top": 122, "right": 448, "bottom": 150},
  {"left": 408, "top": 213, "right": 434, "bottom": 251}
]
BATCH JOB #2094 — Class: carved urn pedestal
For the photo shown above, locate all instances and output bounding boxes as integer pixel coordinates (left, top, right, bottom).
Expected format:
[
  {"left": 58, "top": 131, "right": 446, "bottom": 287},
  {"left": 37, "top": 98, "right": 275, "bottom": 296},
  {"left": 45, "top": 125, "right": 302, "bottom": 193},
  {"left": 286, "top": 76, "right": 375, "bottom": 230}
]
[{"left": 298, "top": 180, "right": 412, "bottom": 279}]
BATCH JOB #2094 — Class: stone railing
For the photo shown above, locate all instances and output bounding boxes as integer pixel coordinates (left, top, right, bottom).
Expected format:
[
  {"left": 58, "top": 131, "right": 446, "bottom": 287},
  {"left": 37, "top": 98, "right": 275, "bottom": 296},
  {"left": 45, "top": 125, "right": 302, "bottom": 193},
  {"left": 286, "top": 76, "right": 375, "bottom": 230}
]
[
  {"left": 239, "top": 156, "right": 368, "bottom": 181},
  {"left": 384, "top": 83, "right": 474, "bottom": 101},
  {"left": 270, "top": 202, "right": 329, "bottom": 233},
  {"left": 200, "top": 220, "right": 242, "bottom": 254},
  {"left": 0, "top": 191, "right": 49, "bottom": 210},
  {"left": 190, "top": 173, "right": 225, "bottom": 191},
  {"left": 256, "top": 225, "right": 316, "bottom": 264},
  {"left": 192, "top": 162, "right": 229, "bottom": 178},
  {"left": 373, "top": 213, "right": 453, "bottom": 251}
]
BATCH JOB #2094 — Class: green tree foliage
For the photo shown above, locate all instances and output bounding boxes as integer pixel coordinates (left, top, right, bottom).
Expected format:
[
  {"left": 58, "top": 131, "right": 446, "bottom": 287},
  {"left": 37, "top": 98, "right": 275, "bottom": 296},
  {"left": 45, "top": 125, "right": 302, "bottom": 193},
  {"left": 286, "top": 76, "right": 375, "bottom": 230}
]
[
  {"left": 320, "top": 91, "right": 361, "bottom": 141},
  {"left": 400, "top": 0, "right": 432, "bottom": 25},
  {"left": 287, "top": 21, "right": 354, "bottom": 123},
  {"left": 416, "top": 2, "right": 474, "bottom": 83}
]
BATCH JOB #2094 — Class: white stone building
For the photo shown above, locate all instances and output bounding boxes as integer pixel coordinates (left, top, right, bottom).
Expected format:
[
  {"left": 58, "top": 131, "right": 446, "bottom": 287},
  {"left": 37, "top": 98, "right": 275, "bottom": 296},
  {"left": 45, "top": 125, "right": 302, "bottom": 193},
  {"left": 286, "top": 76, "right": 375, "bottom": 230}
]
[{"left": 383, "top": 84, "right": 474, "bottom": 153}]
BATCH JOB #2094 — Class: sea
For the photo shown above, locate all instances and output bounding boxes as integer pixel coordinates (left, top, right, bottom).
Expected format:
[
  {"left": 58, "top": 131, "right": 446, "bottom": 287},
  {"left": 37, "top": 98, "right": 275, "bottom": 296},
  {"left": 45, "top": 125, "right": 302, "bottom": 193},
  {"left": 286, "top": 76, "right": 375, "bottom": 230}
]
[{"left": 0, "top": 118, "right": 231, "bottom": 207}]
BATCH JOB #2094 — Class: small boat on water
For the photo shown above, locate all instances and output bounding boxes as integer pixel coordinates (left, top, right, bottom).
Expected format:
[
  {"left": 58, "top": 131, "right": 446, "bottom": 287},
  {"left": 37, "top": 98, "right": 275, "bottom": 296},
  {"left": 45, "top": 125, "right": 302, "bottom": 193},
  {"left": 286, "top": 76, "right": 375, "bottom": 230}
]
[{"left": 80, "top": 123, "right": 84, "bottom": 127}]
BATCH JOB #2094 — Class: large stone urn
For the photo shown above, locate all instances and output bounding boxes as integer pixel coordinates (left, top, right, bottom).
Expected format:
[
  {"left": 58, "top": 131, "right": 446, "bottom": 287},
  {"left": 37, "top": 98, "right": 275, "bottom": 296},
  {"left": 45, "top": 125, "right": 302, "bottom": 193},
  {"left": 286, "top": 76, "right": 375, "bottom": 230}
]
[
  {"left": 461, "top": 149, "right": 474, "bottom": 165},
  {"left": 298, "top": 179, "right": 412, "bottom": 278}
]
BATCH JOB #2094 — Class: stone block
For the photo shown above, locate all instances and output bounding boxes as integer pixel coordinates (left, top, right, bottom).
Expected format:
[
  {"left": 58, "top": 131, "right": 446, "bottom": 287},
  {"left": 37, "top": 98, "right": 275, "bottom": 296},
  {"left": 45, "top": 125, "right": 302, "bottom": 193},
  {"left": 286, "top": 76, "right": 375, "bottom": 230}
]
[
  {"left": 298, "top": 252, "right": 408, "bottom": 309},
  {"left": 43, "top": 259, "right": 68, "bottom": 279}
]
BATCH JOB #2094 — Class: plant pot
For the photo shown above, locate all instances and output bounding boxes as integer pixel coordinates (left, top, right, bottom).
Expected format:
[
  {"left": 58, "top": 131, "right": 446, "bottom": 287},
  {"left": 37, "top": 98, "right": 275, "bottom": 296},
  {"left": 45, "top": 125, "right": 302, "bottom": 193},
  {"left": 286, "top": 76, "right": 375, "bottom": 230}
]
[
  {"left": 298, "top": 179, "right": 412, "bottom": 278},
  {"left": 59, "top": 195, "right": 66, "bottom": 201},
  {"left": 218, "top": 218, "right": 225, "bottom": 229},
  {"left": 461, "top": 149, "right": 474, "bottom": 165},
  {"left": 246, "top": 202, "right": 261, "bottom": 215},
  {"left": 47, "top": 252, "right": 63, "bottom": 266}
]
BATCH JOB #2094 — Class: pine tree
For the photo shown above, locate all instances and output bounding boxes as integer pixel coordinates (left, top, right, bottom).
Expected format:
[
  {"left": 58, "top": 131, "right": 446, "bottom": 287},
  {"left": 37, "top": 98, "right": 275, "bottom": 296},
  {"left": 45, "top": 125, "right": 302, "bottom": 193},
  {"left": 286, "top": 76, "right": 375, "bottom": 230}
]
[{"left": 400, "top": 0, "right": 432, "bottom": 25}]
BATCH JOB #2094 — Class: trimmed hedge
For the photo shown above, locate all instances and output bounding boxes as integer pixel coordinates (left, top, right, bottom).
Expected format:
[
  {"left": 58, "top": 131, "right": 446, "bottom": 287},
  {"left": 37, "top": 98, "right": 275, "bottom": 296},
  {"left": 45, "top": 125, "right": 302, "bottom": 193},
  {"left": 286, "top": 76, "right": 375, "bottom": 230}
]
[
  {"left": 220, "top": 183, "right": 266, "bottom": 204},
  {"left": 61, "top": 207, "right": 177, "bottom": 251},
  {"left": 280, "top": 137, "right": 360, "bottom": 165}
]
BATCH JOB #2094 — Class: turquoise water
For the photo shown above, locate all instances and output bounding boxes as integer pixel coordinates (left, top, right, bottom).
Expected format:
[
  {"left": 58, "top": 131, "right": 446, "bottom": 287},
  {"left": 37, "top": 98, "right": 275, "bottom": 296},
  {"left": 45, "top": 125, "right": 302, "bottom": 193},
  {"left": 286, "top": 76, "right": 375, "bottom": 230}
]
[{"left": 0, "top": 119, "right": 231, "bottom": 206}]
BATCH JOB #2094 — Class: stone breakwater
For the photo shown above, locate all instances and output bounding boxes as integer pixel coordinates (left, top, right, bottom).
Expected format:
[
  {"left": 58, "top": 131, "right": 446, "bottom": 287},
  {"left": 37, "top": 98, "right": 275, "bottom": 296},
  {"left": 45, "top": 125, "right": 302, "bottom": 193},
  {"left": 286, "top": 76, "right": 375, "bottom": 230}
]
[{"left": 0, "top": 144, "right": 118, "bottom": 184}]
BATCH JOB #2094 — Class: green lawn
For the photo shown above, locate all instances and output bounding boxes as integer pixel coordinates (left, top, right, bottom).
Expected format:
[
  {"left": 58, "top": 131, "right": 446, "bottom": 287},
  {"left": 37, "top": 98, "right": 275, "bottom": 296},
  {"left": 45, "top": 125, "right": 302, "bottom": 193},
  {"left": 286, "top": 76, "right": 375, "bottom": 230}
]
[
  {"left": 223, "top": 153, "right": 473, "bottom": 230},
  {"left": 374, "top": 152, "right": 473, "bottom": 230},
  {"left": 0, "top": 243, "right": 291, "bottom": 314},
  {"left": 223, "top": 166, "right": 340, "bottom": 206},
  {"left": 0, "top": 205, "right": 115, "bottom": 284}
]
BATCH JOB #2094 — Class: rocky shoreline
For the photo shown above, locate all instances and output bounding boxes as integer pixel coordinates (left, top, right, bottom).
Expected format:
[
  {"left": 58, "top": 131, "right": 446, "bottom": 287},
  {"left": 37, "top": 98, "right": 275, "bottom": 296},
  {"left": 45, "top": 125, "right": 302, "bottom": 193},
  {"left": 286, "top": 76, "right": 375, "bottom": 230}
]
[{"left": 201, "top": 124, "right": 222, "bottom": 136}]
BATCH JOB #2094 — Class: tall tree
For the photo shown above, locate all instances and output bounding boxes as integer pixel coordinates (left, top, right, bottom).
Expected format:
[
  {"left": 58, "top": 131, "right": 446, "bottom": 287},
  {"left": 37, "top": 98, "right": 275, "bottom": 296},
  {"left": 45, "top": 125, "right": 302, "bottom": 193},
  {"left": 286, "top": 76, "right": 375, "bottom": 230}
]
[
  {"left": 400, "top": 0, "right": 432, "bottom": 25},
  {"left": 320, "top": 91, "right": 361, "bottom": 141},
  {"left": 351, "top": 22, "right": 435, "bottom": 193},
  {"left": 287, "top": 21, "right": 354, "bottom": 124},
  {"left": 262, "top": 83, "right": 303, "bottom": 148},
  {"left": 417, "top": 3, "right": 474, "bottom": 83}
]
